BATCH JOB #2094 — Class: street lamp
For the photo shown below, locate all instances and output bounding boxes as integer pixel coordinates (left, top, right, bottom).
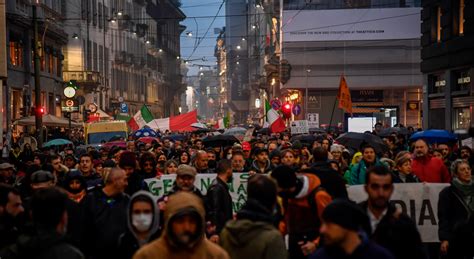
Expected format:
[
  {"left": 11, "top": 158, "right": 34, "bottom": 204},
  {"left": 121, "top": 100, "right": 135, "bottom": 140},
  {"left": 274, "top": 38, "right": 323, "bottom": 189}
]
[
  {"left": 72, "top": 33, "right": 79, "bottom": 39},
  {"left": 117, "top": 10, "right": 123, "bottom": 16},
  {"left": 255, "top": 98, "right": 261, "bottom": 108},
  {"left": 236, "top": 45, "right": 241, "bottom": 50}
]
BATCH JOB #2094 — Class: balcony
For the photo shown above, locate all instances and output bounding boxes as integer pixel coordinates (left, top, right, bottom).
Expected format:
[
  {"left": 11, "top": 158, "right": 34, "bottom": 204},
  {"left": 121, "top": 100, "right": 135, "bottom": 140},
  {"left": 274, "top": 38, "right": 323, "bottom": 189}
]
[{"left": 63, "top": 71, "right": 103, "bottom": 92}]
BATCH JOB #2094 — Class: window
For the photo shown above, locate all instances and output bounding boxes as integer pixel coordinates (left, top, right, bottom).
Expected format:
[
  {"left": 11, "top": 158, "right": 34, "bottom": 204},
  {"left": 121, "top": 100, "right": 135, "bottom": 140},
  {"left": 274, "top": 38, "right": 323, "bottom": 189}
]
[
  {"left": 9, "top": 41, "right": 23, "bottom": 67},
  {"left": 56, "top": 55, "right": 61, "bottom": 77},
  {"left": 92, "top": 0, "right": 97, "bottom": 26},
  {"left": 454, "top": 69, "right": 471, "bottom": 91},
  {"left": 429, "top": 73, "right": 445, "bottom": 94},
  {"left": 453, "top": 107, "right": 470, "bottom": 130},
  {"left": 98, "top": 3, "right": 103, "bottom": 29},
  {"left": 48, "top": 53, "right": 54, "bottom": 73},
  {"left": 436, "top": 6, "right": 442, "bottom": 43}
]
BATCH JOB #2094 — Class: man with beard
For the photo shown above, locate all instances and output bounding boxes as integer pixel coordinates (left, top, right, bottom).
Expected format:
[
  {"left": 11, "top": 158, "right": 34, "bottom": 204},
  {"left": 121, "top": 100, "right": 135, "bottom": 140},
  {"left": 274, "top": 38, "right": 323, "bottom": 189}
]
[
  {"left": 206, "top": 160, "right": 233, "bottom": 243},
  {"left": 359, "top": 166, "right": 426, "bottom": 259},
  {"left": 133, "top": 192, "right": 229, "bottom": 259},
  {"left": 459, "top": 146, "right": 474, "bottom": 165},
  {"left": 411, "top": 139, "right": 451, "bottom": 183},
  {"left": 0, "top": 184, "right": 24, "bottom": 250},
  {"left": 310, "top": 199, "right": 394, "bottom": 259},
  {"left": 206, "top": 149, "right": 218, "bottom": 170},
  {"left": 193, "top": 151, "right": 214, "bottom": 174}
]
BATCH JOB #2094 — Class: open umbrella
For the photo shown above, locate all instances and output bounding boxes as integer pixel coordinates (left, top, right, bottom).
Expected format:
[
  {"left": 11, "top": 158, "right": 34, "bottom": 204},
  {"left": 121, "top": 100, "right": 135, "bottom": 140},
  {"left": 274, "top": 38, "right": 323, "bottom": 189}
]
[
  {"left": 203, "top": 135, "right": 240, "bottom": 147},
  {"left": 309, "top": 128, "right": 326, "bottom": 134},
  {"left": 191, "top": 122, "right": 208, "bottom": 129},
  {"left": 103, "top": 140, "right": 127, "bottom": 149},
  {"left": 291, "top": 134, "right": 317, "bottom": 144},
  {"left": 132, "top": 127, "right": 159, "bottom": 138},
  {"left": 335, "top": 132, "right": 388, "bottom": 153},
  {"left": 224, "top": 127, "right": 247, "bottom": 136},
  {"left": 137, "top": 136, "right": 160, "bottom": 144},
  {"left": 162, "top": 134, "right": 186, "bottom": 141},
  {"left": 43, "top": 138, "right": 72, "bottom": 148},
  {"left": 410, "top": 130, "right": 457, "bottom": 144},
  {"left": 378, "top": 127, "right": 409, "bottom": 137}
]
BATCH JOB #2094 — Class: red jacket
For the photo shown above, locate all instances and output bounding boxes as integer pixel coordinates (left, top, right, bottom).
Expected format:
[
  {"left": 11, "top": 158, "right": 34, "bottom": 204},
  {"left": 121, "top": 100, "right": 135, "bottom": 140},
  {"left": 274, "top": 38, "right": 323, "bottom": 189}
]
[{"left": 411, "top": 155, "right": 451, "bottom": 183}]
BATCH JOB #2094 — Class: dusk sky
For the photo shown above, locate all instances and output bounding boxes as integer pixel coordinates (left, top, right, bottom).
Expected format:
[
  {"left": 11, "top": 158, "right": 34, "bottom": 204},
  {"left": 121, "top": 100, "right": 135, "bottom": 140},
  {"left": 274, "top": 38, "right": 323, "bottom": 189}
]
[{"left": 180, "top": 0, "right": 226, "bottom": 76}]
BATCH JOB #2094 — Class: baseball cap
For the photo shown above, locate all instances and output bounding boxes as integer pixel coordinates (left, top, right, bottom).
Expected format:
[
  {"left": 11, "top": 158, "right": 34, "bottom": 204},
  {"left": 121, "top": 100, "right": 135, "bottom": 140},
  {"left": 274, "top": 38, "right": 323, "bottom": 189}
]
[
  {"left": 0, "top": 163, "right": 15, "bottom": 170},
  {"left": 176, "top": 165, "right": 197, "bottom": 177}
]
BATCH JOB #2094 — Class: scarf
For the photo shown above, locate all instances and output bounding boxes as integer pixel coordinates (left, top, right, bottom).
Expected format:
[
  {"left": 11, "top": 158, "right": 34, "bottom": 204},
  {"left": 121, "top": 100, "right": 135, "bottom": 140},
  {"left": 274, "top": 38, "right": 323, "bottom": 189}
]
[{"left": 453, "top": 178, "right": 474, "bottom": 212}]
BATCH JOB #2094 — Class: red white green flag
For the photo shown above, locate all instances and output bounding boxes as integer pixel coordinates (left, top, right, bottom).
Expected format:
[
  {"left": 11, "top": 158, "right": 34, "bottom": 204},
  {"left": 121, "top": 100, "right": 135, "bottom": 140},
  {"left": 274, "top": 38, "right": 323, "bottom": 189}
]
[
  {"left": 128, "top": 105, "right": 154, "bottom": 131},
  {"left": 265, "top": 99, "right": 286, "bottom": 133}
]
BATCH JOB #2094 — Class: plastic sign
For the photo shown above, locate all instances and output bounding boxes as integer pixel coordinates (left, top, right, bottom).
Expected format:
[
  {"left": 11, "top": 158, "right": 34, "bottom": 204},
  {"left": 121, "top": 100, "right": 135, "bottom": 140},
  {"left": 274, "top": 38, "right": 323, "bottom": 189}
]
[{"left": 292, "top": 104, "right": 302, "bottom": 116}]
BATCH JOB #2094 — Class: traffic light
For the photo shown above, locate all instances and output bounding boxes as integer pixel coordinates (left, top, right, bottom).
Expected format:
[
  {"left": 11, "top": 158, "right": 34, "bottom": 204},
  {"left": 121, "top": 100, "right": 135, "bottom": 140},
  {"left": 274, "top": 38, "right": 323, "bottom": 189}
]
[
  {"left": 282, "top": 103, "right": 292, "bottom": 118},
  {"left": 37, "top": 107, "right": 45, "bottom": 116},
  {"left": 31, "top": 106, "right": 45, "bottom": 116},
  {"left": 84, "top": 109, "right": 91, "bottom": 122}
]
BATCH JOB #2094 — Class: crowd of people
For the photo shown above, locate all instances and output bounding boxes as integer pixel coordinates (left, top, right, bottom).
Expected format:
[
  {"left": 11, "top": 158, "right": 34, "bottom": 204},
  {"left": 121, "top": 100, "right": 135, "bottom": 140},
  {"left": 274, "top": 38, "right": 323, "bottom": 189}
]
[{"left": 0, "top": 126, "right": 473, "bottom": 258}]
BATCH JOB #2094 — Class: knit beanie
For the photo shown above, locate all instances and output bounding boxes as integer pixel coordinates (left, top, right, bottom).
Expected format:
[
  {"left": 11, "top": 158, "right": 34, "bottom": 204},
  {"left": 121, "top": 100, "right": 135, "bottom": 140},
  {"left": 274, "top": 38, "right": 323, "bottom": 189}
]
[
  {"left": 322, "top": 199, "right": 370, "bottom": 232},
  {"left": 119, "top": 151, "right": 137, "bottom": 168},
  {"left": 270, "top": 165, "right": 297, "bottom": 189}
]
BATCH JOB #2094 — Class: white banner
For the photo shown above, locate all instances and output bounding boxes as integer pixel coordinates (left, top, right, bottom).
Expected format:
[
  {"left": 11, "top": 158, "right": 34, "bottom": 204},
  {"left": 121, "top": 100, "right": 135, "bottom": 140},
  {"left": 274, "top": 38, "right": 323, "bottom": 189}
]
[
  {"left": 145, "top": 173, "right": 250, "bottom": 213},
  {"left": 290, "top": 120, "right": 309, "bottom": 134},
  {"left": 348, "top": 183, "right": 449, "bottom": 242},
  {"left": 283, "top": 8, "right": 421, "bottom": 42}
]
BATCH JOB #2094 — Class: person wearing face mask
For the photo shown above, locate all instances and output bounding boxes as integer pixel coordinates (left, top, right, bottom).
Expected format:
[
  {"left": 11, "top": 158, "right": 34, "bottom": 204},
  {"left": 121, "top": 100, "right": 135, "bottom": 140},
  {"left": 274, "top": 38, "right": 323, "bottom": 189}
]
[
  {"left": 206, "top": 149, "right": 218, "bottom": 170},
  {"left": 133, "top": 192, "right": 229, "bottom": 259},
  {"left": 270, "top": 165, "right": 332, "bottom": 259},
  {"left": 118, "top": 191, "right": 160, "bottom": 259},
  {"left": 205, "top": 160, "right": 234, "bottom": 243},
  {"left": 0, "top": 187, "right": 84, "bottom": 259}
]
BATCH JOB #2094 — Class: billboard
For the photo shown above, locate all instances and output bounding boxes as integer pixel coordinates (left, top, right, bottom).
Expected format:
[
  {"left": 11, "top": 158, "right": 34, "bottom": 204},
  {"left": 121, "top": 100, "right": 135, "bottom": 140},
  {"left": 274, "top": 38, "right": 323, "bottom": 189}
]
[{"left": 283, "top": 8, "right": 421, "bottom": 42}]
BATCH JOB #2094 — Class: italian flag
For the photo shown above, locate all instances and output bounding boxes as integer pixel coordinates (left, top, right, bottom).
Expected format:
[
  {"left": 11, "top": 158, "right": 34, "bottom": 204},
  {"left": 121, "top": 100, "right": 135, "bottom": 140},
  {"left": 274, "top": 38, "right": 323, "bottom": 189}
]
[
  {"left": 214, "top": 116, "right": 229, "bottom": 129},
  {"left": 128, "top": 105, "right": 154, "bottom": 131},
  {"left": 265, "top": 100, "right": 286, "bottom": 133}
]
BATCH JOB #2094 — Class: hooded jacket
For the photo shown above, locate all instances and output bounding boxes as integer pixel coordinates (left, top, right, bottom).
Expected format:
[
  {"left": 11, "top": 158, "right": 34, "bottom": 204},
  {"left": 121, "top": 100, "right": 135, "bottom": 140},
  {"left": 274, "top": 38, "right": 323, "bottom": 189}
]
[
  {"left": 133, "top": 192, "right": 229, "bottom": 259},
  {"left": 250, "top": 159, "right": 272, "bottom": 174},
  {"left": 349, "top": 159, "right": 386, "bottom": 185},
  {"left": 220, "top": 199, "right": 287, "bottom": 259},
  {"left": 117, "top": 191, "right": 160, "bottom": 259}
]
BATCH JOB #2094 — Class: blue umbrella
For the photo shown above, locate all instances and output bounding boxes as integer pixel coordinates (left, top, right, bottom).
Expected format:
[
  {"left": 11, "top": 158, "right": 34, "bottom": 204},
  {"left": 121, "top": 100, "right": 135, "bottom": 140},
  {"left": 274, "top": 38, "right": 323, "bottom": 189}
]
[
  {"left": 132, "top": 127, "right": 160, "bottom": 138},
  {"left": 410, "top": 130, "right": 457, "bottom": 144},
  {"left": 43, "top": 139, "right": 73, "bottom": 147}
]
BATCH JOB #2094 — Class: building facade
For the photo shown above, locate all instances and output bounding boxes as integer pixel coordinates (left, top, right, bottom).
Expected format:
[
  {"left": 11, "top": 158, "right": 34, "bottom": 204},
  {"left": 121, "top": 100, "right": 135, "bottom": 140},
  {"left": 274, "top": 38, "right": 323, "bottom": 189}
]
[
  {"left": 281, "top": 0, "right": 423, "bottom": 130},
  {"left": 421, "top": 0, "right": 473, "bottom": 131}
]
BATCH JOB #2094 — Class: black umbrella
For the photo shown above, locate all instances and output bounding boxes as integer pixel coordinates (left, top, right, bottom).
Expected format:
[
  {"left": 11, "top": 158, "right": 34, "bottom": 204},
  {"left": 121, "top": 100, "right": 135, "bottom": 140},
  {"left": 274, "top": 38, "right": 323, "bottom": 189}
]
[
  {"left": 291, "top": 134, "right": 317, "bottom": 144},
  {"left": 378, "top": 127, "right": 409, "bottom": 137},
  {"left": 309, "top": 128, "right": 326, "bottom": 134},
  {"left": 162, "top": 134, "right": 187, "bottom": 141},
  {"left": 335, "top": 132, "right": 388, "bottom": 153},
  {"left": 203, "top": 135, "right": 240, "bottom": 147},
  {"left": 257, "top": 128, "right": 270, "bottom": 135}
]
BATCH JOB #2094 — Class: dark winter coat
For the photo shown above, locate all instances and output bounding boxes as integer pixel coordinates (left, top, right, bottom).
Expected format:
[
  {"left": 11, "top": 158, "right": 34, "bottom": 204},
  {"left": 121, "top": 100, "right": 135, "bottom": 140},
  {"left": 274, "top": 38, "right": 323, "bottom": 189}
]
[
  {"left": 0, "top": 230, "right": 84, "bottom": 259},
  {"left": 206, "top": 177, "right": 233, "bottom": 234},
  {"left": 124, "top": 172, "right": 148, "bottom": 196},
  {"left": 81, "top": 189, "right": 130, "bottom": 258},
  {"left": 220, "top": 199, "right": 287, "bottom": 259},
  {"left": 306, "top": 161, "right": 348, "bottom": 199},
  {"left": 359, "top": 201, "right": 426, "bottom": 259},
  {"left": 310, "top": 234, "right": 394, "bottom": 259},
  {"left": 391, "top": 171, "right": 421, "bottom": 183},
  {"left": 438, "top": 184, "right": 474, "bottom": 257}
]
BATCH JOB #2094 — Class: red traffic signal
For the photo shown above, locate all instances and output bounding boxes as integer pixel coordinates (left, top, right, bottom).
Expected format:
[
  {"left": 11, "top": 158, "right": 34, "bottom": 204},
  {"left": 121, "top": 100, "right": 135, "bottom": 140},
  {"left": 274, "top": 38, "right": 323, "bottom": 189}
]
[
  {"left": 34, "top": 106, "right": 45, "bottom": 116},
  {"left": 282, "top": 103, "right": 292, "bottom": 118}
]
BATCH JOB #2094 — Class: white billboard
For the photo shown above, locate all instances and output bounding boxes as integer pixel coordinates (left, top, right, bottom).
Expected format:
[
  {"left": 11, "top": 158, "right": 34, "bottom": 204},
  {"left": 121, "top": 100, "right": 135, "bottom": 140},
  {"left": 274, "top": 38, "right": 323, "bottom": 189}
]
[
  {"left": 283, "top": 8, "right": 421, "bottom": 42},
  {"left": 348, "top": 117, "right": 376, "bottom": 133}
]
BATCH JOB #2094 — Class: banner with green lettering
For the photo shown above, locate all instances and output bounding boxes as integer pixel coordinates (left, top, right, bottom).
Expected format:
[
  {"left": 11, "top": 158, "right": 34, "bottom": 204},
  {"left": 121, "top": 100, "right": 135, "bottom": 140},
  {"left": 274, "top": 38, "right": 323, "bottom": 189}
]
[{"left": 145, "top": 173, "right": 250, "bottom": 213}]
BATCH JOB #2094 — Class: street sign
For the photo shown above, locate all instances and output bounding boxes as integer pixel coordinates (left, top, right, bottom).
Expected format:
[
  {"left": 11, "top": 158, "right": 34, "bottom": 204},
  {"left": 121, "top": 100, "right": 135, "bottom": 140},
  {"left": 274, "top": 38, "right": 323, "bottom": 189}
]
[
  {"left": 270, "top": 99, "right": 282, "bottom": 110},
  {"left": 290, "top": 120, "right": 309, "bottom": 134},
  {"left": 120, "top": 103, "right": 129, "bottom": 113},
  {"left": 306, "top": 113, "right": 320, "bottom": 128},
  {"left": 292, "top": 104, "right": 302, "bottom": 116},
  {"left": 61, "top": 99, "right": 79, "bottom": 112}
]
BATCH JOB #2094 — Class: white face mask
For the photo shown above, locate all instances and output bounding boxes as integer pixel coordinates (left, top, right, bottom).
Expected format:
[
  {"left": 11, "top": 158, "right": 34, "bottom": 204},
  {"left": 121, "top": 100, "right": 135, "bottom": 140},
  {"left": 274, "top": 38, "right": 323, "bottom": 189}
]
[{"left": 132, "top": 213, "right": 153, "bottom": 232}]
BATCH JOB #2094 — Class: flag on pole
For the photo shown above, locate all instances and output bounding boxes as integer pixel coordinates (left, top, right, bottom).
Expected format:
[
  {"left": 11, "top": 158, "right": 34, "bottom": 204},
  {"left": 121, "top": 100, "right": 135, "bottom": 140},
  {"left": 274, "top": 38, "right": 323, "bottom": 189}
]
[
  {"left": 336, "top": 75, "right": 352, "bottom": 115},
  {"left": 265, "top": 99, "right": 286, "bottom": 133},
  {"left": 128, "top": 105, "right": 154, "bottom": 131},
  {"left": 214, "top": 116, "right": 229, "bottom": 129}
]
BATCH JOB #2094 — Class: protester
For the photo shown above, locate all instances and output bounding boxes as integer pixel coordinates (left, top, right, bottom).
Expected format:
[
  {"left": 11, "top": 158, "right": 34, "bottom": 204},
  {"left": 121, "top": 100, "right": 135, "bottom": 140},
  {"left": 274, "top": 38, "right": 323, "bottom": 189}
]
[
  {"left": 281, "top": 149, "right": 298, "bottom": 168},
  {"left": 411, "top": 139, "right": 451, "bottom": 183},
  {"left": 117, "top": 191, "right": 160, "bottom": 259},
  {"left": 349, "top": 145, "right": 386, "bottom": 185},
  {"left": 359, "top": 165, "right": 426, "bottom": 259},
  {"left": 64, "top": 154, "right": 77, "bottom": 169},
  {"left": 63, "top": 171, "right": 87, "bottom": 203},
  {"left": 0, "top": 187, "right": 84, "bottom": 259},
  {"left": 138, "top": 152, "right": 158, "bottom": 179},
  {"left": 231, "top": 151, "right": 247, "bottom": 172},
  {"left": 271, "top": 165, "right": 332, "bottom": 258},
  {"left": 459, "top": 146, "right": 474, "bottom": 165},
  {"left": 0, "top": 163, "right": 15, "bottom": 185},
  {"left": 82, "top": 167, "right": 129, "bottom": 258},
  {"left": 163, "top": 160, "right": 178, "bottom": 175},
  {"left": 220, "top": 174, "right": 287, "bottom": 259},
  {"left": 206, "top": 160, "right": 233, "bottom": 242},
  {"left": 0, "top": 184, "right": 24, "bottom": 250},
  {"left": 250, "top": 148, "right": 271, "bottom": 174},
  {"left": 133, "top": 192, "right": 230, "bottom": 259},
  {"left": 178, "top": 150, "right": 191, "bottom": 165},
  {"left": 392, "top": 155, "right": 420, "bottom": 183},
  {"left": 119, "top": 151, "right": 147, "bottom": 195},
  {"left": 438, "top": 159, "right": 474, "bottom": 258},
  {"left": 193, "top": 150, "right": 214, "bottom": 174},
  {"left": 77, "top": 154, "right": 102, "bottom": 190},
  {"left": 310, "top": 199, "right": 394, "bottom": 259},
  {"left": 307, "top": 147, "right": 348, "bottom": 199},
  {"left": 49, "top": 155, "right": 68, "bottom": 186}
]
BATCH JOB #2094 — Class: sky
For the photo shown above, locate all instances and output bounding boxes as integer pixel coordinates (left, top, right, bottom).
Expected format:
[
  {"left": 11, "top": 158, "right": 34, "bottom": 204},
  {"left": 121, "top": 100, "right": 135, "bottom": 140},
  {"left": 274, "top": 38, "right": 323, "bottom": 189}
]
[{"left": 179, "top": 0, "right": 226, "bottom": 76}]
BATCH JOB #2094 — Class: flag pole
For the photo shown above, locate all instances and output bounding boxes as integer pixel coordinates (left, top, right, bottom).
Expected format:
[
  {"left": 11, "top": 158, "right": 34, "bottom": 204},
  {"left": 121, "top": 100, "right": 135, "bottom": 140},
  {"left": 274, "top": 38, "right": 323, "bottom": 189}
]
[{"left": 328, "top": 96, "right": 337, "bottom": 133}]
